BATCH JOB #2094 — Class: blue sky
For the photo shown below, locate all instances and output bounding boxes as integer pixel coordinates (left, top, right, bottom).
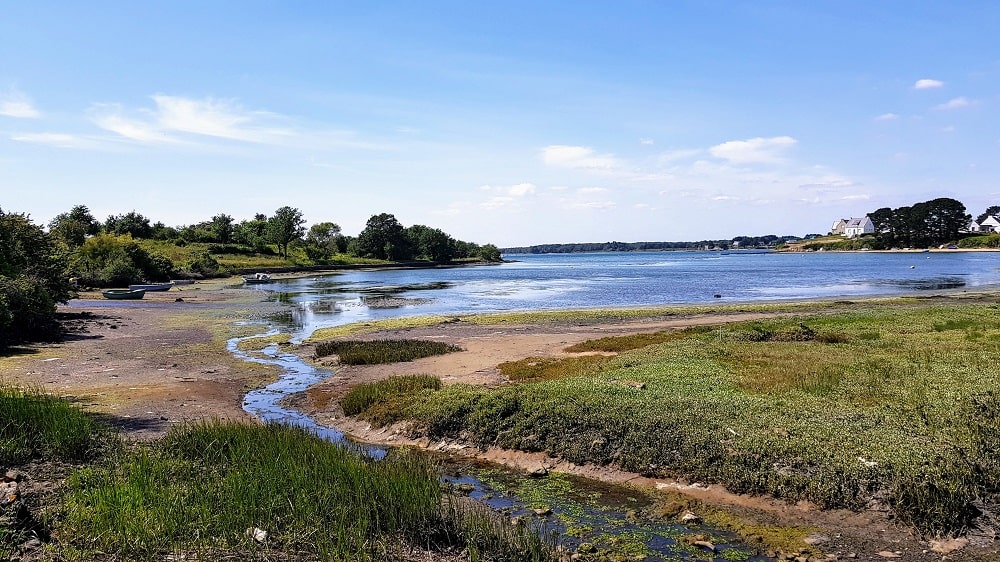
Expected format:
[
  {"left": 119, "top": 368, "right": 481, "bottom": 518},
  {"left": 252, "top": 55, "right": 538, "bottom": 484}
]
[{"left": 2, "top": 1, "right": 998, "bottom": 246}]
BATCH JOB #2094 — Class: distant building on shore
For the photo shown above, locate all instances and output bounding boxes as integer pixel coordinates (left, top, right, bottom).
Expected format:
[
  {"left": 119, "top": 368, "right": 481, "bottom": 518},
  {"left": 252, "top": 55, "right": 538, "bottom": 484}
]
[
  {"left": 967, "top": 215, "right": 1000, "bottom": 233},
  {"left": 831, "top": 216, "right": 874, "bottom": 238}
]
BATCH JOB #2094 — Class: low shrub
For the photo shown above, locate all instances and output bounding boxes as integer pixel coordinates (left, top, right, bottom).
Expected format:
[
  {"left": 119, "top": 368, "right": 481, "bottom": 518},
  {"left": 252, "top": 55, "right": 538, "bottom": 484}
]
[
  {"left": 498, "top": 355, "right": 611, "bottom": 381},
  {"left": 314, "top": 339, "right": 461, "bottom": 365}
]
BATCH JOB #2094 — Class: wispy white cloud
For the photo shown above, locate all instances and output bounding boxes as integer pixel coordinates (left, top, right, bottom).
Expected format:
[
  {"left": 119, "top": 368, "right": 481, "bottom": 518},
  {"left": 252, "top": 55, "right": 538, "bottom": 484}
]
[
  {"left": 914, "top": 78, "right": 944, "bottom": 90},
  {"left": 90, "top": 95, "right": 293, "bottom": 144},
  {"left": 708, "top": 136, "right": 797, "bottom": 164},
  {"left": 0, "top": 90, "right": 40, "bottom": 118},
  {"left": 9, "top": 132, "right": 100, "bottom": 149},
  {"left": 935, "top": 97, "right": 974, "bottom": 110},
  {"left": 541, "top": 145, "right": 618, "bottom": 169},
  {"left": 577, "top": 187, "right": 608, "bottom": 195},
  {"left": 639, "top": 138, "right": 654, "bottom": 145},
  {"left": 478, "top": 183, "right": 537, "bottom": 209},
  {"left": 875, "top": 113, "right": 899, "bottom": 121}
]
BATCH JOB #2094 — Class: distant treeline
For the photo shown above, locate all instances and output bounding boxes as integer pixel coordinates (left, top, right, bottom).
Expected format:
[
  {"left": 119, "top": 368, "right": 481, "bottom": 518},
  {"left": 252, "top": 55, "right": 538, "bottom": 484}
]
[{"left": 502, "top": 235, "right": 802, "bottom": 254}]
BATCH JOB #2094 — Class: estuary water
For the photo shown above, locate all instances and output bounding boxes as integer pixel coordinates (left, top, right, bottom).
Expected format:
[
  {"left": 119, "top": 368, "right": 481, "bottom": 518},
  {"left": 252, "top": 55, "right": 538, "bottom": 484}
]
[{"left": 254, "top": 251, "right": 1000, "bottom": 339}]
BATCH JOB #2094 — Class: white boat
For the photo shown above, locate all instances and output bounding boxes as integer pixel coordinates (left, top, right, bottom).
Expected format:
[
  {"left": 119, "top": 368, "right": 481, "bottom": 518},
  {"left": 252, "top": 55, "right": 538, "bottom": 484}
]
[
  {"left": 242, "top": 273, "right": 272, "bottom": 284},
  {"left": 128, "top": 282, "right": 174, "bottom": 291}
]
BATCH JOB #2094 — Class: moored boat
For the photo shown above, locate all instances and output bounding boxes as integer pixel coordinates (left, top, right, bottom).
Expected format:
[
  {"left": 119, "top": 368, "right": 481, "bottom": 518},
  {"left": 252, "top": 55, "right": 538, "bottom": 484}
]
[
  {"left": 129, "top": 282, "right": 174, "bottom": 291},
  {"left": 102, "top": 289, "right": 146, "bottom": 300},
  {"left": 242, "top": 273, "right": 272, "bottom": 284}
]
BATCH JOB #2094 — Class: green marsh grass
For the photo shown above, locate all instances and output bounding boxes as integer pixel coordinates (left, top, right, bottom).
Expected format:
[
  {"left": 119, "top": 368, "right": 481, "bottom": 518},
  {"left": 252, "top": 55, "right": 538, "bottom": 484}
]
[
  {"left": 314, "top": 338, "right": 462, "bottom": 365},
  {"left": 341, "top": 375, "right": 442, "bottom": 426},
  {"left": 0, "top": 382, "right": 99, "bottom": 465},
  {"left": 498, "top": 355, "right": 612, "bottom": 382},
  {"left": 355, "top": 303, "right": 1000, "bottom": 536},
  {"left": 61, "top": 420, "right": 551, "bottom": 561}
]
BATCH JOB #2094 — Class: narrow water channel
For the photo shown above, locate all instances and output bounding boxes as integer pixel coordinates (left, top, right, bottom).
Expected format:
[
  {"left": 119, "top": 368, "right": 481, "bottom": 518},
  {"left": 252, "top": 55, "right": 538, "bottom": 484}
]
[{"left": 229, "top": 322, "right": 765, "bottom": 561}]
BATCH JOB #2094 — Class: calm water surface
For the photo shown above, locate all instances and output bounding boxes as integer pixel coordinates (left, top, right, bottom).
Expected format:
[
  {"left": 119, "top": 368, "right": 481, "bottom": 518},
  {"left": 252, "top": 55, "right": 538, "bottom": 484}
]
[{"left": 254, "top": 251, "right": 999, "bottom": 339}]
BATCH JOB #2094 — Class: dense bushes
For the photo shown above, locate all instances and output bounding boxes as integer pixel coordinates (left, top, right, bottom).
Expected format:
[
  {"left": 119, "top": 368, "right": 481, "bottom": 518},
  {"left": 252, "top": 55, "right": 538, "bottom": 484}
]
[
  {"left": 0, "top": 209, "right": 73, "bottom": 347},
  {"left": 71, "top": 233, "right": 175, "bottom": 287},
  {"left": 957, "top": 234, "right": 1000, "bottom": 248}
]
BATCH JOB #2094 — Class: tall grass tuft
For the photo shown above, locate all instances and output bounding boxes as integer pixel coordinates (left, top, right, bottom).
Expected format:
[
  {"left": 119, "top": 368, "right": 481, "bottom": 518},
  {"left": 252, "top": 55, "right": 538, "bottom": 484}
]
[
  {"left": 0, "top": 382, "right": 99, "bottom": 465},
  {"left": 61, "top": 420, "right": 550, "bottom": 561},
  {"left": 340, "top": 374, "right": 442, "bottom": 426},
  {"left": 314, "top": 338, "right": 461, "bottom": 364}
]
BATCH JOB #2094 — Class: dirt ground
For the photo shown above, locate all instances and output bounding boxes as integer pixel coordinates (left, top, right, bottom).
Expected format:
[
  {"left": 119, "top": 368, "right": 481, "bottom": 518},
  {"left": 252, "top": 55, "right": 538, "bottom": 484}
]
[
  {"left": 0, "top": 280, "right": 280, "bottom": 439},
  {"left": 4, "top": 283, "right": 998, "bottom": 561}
]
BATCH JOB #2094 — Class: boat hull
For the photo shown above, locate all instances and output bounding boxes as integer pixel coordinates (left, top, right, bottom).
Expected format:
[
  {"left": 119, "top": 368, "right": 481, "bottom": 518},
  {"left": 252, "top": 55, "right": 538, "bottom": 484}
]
[
  {"left": 129, "top": 282, "right": 174, "bottom": 291},
  {"left": 102, "top": 289, "right": 146, "bottom": 300}
]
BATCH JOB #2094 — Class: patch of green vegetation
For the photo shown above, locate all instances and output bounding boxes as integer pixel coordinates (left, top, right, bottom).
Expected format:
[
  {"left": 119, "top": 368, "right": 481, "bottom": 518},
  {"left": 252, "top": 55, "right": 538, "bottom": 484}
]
[
  {"left": 341, "top": 375, "right": 442, "bottom": 426},
  {"left": 370, "top": 303, "right": 1000, "bottom": 536},
  {"left": 60, "top": 420, "right": 551, "bottom": 561},
  {"left": 314, "top": 338, "right": 462, "bottom": 365},
  {"left": 564, "top": 326, "right": 711, "bottom": 353},
  {"left": 499, "top": 355, "right": 612, "bottom": 382},
  {"left": 0, "top": 382, "right": 101, "bottom": 465}
]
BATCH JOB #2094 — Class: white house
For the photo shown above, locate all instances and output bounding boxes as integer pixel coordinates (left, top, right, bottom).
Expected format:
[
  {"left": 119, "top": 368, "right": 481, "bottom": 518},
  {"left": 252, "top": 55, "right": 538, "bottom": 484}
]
[
  {"left": 843, "top": 216, "right": 874, "bottom": 238},
  {"left": 831, "top": 219, "right": 847, "bottom": 235},
  {"left": 979, "top": 215, "right": 1000, "bottom": 233}
]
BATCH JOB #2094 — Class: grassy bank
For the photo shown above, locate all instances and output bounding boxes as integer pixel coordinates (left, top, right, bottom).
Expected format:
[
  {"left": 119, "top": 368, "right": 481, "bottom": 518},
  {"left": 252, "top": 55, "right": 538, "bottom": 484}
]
[
  {"left": 344, "top": 301, "right": 1000, "bottom": 536},
  {"left": 1, "top": 389, "right": 551, "bottom": 561}
]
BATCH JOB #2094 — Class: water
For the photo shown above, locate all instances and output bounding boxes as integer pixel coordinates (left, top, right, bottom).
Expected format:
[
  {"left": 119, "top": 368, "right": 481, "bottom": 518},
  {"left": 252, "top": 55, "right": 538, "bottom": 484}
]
[
  {"left": 248, "top": 251, "right": 1000, "bottom": 337},
  {"left": 231, "top": 251, "right": 997, "bottom": 560}
]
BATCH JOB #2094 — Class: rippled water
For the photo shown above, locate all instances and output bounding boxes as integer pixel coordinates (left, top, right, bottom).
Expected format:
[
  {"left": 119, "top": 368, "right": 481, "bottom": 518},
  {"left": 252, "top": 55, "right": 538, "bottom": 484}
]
[{"left": 246, "top": 251, "right": 999, "bottom": 338}]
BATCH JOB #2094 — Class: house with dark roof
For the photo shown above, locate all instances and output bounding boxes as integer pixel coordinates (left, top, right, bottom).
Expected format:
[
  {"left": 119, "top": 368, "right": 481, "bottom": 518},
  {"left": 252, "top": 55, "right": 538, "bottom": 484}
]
[{"left": 842, "top": 216, "right": 874, "bottom": 238}]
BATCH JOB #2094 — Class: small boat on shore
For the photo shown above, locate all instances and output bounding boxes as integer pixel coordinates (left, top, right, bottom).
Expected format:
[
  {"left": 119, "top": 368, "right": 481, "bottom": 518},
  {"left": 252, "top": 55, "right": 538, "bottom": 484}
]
[
  {"left": 102, "top": 289, "right": 146, "bottom": 300},
  {"left": 242, "top": 273, "right": 272, "bottom": 284},
  {"left": 129, "top": 282, "right": 174, "bottom": 291}
]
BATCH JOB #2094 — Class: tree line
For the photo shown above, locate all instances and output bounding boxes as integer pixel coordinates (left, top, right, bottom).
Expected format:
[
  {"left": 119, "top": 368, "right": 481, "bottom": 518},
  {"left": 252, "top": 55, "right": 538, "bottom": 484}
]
[
  {"left": 0, "top": 205, "right": 500, "bottom": 348},
  {"left": 502, "top": 235, "right": 801, "bottom": 254},
  {"left": 865, "top": 197, "right": 976, "bottom": 249}
]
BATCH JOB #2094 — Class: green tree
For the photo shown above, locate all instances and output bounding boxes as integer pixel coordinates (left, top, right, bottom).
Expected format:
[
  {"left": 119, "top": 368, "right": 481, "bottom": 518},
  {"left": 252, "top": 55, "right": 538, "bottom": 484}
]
[
  {"left": 233, "top": 214, "right": 270, "bottom": 252},
  {"left": 105, "top": 210, "right": 152, "bottom": 238},
  {"left": 405, "top": 225, "right": 455, "bottom": 263},
  {"left": 209, "top": 214, "right": 234, "bottom": 244},
  {"left": 72, "top": 233, "right": 174, "bottom": 287},
  {"left": 48, "top": 204, "right": 100, "bottom": 247},
  {"left": 355, "top": 213, "right": 411, "bottom": 260},
  {"left": 304, "top": 222, "right": 344, "bottom": 260},
  {"left": 976, "top": 206, "right": 1000, "bottom": 224},
  {"left": 267, "top": 207, "right": 305, "bottom": 259},
  {"left": 0, "top": 208, "right": 72, "bottom": 346},
  {"left": 477, "top": 244, "right": 502, "bottom": 262}
]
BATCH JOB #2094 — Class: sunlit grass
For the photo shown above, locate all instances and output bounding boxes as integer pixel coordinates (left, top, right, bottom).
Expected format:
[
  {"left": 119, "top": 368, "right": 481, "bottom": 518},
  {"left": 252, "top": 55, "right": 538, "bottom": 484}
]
[
  {"left": 0, "top": 382, "right": 100, "bottom": 465},
  {"left": 61, "top": 420, "right": 552, "bottom": 561},
  {"left": 346, "top": 302, "right": 1000, "bottom": 536}
]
